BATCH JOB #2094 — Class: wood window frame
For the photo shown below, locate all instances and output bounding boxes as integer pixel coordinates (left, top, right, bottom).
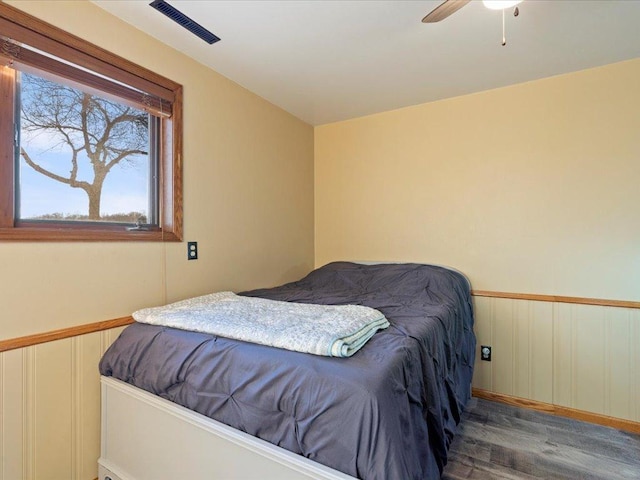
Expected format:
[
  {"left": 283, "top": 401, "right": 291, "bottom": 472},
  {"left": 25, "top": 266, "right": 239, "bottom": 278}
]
[{"left": 0, "top": 2, "right": 183, "bottom": 242}]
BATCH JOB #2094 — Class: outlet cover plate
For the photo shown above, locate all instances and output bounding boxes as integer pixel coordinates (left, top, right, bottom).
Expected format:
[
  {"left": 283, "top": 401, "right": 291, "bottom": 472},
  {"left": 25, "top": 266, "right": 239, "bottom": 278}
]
[{"left": 187, "top": 241, "right": 198, "bottom": 260}]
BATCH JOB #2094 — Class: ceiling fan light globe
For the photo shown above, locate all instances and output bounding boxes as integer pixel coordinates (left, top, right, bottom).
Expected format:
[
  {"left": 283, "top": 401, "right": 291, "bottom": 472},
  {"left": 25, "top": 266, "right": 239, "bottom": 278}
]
[{"left": 482, "top": 0, "right": 523, "bottom": 10}]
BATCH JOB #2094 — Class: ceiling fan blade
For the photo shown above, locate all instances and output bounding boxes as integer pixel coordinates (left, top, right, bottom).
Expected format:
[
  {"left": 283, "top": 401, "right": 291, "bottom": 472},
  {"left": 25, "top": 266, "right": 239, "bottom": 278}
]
[{"left": 422, "top": 0, "right": 471, "bottom": 23}]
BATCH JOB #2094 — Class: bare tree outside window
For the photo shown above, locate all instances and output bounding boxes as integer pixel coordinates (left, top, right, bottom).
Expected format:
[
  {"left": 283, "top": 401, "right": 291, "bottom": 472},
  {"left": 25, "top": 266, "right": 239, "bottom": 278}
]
[{"left": 19, "top": 72, "right": 153, "bottom": 222}]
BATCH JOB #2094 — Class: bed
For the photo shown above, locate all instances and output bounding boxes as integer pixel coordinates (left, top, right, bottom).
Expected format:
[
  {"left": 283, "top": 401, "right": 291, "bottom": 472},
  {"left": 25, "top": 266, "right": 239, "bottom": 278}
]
[{"left": 98, "top": 261, "right": 475, "bottom": 480}]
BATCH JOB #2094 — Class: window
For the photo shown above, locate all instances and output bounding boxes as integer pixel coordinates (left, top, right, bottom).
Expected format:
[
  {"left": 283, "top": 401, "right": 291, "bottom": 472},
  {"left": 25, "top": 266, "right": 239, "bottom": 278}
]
[{"left": 0, "top": 3, "right": 182, "bottom": 241}]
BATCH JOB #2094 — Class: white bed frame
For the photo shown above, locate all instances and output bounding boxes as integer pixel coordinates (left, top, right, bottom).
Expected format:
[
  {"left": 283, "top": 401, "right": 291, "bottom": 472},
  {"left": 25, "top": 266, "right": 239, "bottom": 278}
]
[{"left": 99, "top": 376, "right": 356, "bottom": 480}]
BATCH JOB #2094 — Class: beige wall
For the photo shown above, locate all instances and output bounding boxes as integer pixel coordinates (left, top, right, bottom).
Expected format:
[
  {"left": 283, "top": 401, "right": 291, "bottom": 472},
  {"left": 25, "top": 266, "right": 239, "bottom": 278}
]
[
  {"left": 0, "top": 2, "right": 313, "bottom": 479},
  {"left": 315, "top": 58, "right": 640, "bottom": 302},
  {"left": 0, "top": 0, "right": 315, "bottom": 341},
  {"left": 315, "top": 56, "right": 640, "bottom": 426}
]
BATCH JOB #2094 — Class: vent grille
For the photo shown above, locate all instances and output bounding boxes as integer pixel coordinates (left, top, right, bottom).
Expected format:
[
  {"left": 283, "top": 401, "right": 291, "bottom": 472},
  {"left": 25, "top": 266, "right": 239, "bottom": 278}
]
[{"left": 149, "top": 0, "right": 221, "bottom": 45}]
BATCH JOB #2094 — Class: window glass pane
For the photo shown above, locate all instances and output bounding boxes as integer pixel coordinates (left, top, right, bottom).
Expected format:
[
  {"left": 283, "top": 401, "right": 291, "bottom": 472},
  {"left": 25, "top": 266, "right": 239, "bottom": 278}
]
[{"left": 17, "top": 71, "right": 156, "bottom": 224}]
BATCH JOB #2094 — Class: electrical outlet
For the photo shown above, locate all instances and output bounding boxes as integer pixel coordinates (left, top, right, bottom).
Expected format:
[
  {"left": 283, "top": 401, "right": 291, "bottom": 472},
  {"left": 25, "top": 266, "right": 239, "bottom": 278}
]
[
  {"left": 481, "top": 345, "right": 492, "bottom": 361},
  {"left": 187, "top": 241, "right": 198, "bottom": 260}
]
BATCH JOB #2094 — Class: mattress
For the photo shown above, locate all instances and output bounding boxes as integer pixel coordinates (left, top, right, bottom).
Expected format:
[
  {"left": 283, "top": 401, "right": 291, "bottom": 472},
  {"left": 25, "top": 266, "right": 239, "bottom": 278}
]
[{"left": 99, "top": 261, "right": 476, "bottom": 479}]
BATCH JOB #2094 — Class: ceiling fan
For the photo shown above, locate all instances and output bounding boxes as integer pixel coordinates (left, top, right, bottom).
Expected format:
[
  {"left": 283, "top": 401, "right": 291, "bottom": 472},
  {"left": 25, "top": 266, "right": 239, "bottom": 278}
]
[
  {"left": 422, "top": 0, "right": 523, "bottom": 46},
  {"left": 422, "top": 0, "right": 522, "bottom": 23}
]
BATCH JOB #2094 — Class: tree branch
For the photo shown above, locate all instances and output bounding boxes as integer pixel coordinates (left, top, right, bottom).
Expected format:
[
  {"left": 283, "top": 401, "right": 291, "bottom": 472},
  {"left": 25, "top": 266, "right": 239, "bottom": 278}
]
[
  {"left": 81, "top": 93, "right": 94, "bottom": 159},
  {"left": 20, "top": 148, "right": 90, "bottom": 191},
  {"left": 105, "top": 149, "right": 148, "bottom": 171}
]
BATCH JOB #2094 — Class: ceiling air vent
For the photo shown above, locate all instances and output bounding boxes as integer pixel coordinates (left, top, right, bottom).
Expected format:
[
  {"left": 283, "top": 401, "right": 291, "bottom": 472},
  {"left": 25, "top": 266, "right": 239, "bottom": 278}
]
[{"left": 149, "top": 0, "right": 221, "bottom": 45}]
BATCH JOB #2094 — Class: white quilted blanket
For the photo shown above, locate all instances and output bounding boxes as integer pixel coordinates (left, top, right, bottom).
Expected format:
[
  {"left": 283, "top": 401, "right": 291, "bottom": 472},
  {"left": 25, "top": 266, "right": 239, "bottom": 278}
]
[{"left": 133, "top": 292, "right": 389, "bottom": 357}]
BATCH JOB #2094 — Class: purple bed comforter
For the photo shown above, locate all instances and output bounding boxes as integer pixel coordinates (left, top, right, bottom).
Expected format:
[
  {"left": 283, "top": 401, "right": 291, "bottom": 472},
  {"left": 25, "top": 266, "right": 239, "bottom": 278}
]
[{"left": 99, "top": 262, "right": 476, "bottom": 479}]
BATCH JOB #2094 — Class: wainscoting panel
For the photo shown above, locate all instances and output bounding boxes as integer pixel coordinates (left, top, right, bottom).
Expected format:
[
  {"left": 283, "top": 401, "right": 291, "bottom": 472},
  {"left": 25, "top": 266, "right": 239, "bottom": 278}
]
[
  {"left": 1, "top": 349, "right": 24, "bottom": 480},
  {"left": 473, "top": 297, "right": 640, "bottom": 423},
  {"left": 471, "top": 296, "right": 492, "bottom": 392},
  {"left": 35, "top": 340, "right": 73, "bottom": 479},
  {"left": 0, "top": 326, "right": 125, "bottom": 480}
]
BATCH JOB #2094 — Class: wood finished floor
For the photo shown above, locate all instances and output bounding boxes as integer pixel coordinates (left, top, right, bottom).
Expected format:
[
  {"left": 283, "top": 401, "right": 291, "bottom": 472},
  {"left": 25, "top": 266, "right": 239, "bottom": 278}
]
[{"left": 442, "top": 398, "right": 640, "bottom": 480}]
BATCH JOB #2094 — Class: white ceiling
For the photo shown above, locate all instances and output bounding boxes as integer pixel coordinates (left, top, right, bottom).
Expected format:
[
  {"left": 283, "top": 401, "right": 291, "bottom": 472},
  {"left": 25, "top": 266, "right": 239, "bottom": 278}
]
[{"left": 92, "top": 0, "right": 640, "bottom": 126}]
